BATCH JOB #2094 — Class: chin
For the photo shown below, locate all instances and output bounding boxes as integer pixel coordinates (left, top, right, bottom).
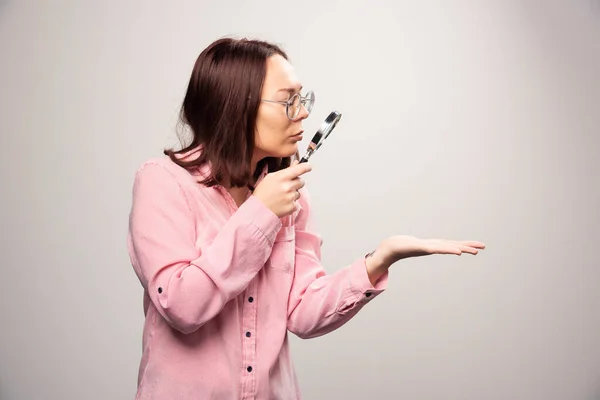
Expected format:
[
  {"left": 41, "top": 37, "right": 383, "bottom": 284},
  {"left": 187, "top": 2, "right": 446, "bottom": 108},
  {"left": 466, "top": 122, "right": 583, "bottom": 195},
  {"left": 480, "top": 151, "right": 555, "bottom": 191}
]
[
  {"left": 283, "top": 143, "right": 299, "bottom": 158},
  {"left": 267, "top": 144, "right": 298, "bottom": 159}
]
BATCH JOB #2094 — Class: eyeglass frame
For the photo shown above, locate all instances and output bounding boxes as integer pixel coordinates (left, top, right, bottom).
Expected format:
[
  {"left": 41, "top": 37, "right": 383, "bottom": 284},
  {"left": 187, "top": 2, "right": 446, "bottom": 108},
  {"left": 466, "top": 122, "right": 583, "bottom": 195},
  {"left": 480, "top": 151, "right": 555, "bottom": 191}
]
[{"left": 260, "top": 90, "right": 315, "bottom": 120}]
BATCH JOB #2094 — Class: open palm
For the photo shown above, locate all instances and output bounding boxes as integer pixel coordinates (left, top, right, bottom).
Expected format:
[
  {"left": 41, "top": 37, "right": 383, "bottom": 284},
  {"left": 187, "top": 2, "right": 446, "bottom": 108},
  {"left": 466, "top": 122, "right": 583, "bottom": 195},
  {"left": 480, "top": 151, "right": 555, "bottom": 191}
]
[{"left": 380, "top": 235, "right": 485, "bottom": 263}]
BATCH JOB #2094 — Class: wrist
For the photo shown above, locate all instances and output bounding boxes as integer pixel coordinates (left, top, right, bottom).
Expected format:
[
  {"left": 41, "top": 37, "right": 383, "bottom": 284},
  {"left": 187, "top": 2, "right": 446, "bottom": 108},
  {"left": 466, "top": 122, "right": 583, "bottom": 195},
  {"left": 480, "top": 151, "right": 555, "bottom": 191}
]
[{"left": 365, "top": 248, "right": 392, "bottom": 285}]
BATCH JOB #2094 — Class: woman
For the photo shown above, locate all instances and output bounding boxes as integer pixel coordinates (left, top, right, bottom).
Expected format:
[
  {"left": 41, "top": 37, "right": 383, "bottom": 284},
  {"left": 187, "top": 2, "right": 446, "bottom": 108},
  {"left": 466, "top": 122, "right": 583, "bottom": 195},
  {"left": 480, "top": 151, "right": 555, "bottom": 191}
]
[{"left": 126, "top": 37, "right": 485, "bottom": 399}]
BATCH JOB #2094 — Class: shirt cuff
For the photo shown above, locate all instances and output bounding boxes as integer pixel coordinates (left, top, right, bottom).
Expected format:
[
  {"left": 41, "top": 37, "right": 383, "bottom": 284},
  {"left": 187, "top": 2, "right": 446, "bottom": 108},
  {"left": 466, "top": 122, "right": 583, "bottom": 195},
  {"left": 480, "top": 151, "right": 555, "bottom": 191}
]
[
  {"left": 349, "top": 256, "right": 389, "bottom": 300},
  {"left": 238, "top": 195, "right": 283, "bottom": 245}
]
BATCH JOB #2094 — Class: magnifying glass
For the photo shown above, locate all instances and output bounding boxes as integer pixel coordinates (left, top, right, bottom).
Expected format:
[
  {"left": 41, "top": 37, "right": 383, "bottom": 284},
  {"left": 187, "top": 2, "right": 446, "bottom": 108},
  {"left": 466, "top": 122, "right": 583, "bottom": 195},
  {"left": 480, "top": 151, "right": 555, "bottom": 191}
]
[{"left": 299, "top": 111, "right": 342, "bottom": 163}]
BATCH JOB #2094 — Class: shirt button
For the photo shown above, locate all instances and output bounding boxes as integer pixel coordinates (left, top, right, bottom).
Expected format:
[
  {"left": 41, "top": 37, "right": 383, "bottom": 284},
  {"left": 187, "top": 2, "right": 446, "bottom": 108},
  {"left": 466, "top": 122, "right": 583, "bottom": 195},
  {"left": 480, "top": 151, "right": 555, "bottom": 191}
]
[
  {"left": 158, "top": 287, "right": 163, "bottom": 294},
  {"left": 365, "top": 292, "right": 372, "bottom": 297},
  {"left": 248, "top": 297, "right": 254, "bottom": 303},
  {"left": 245, "top": 331, "right": 251, "bottom": 338},
  {"left": 247, "top": 366, "right": 253, "bottom": 372}
]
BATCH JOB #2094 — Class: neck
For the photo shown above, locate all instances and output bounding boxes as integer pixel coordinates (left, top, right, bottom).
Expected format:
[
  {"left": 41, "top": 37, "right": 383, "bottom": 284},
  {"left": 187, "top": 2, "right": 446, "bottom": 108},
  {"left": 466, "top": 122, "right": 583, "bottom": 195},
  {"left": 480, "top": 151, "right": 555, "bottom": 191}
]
[
  {"left": 250, "top": 151, "right": 265, "bottom": 180},
  {"left": 250, "top": 159, "right": 259, "bottom": 178},
  {"left": 224, "top": 155, "right": 262, "bottom": 191},
  {"left": 247, "top": 156, "right": 262, "bottom": 191}
]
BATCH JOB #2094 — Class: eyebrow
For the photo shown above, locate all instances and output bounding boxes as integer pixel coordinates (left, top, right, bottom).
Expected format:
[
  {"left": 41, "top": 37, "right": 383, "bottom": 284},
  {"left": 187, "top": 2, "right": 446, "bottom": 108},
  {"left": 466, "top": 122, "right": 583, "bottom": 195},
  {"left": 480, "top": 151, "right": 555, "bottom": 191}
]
[{"left": 277, "top": 85, "right": 303, "bottom": 94}]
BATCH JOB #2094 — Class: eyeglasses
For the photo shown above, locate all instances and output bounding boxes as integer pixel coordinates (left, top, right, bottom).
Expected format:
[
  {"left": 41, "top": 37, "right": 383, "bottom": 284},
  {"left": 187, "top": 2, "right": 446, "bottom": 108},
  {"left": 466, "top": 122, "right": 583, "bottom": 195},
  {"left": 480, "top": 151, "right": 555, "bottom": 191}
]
[{"left": 261, "top": 90, "right": 315, "bottom": 120}]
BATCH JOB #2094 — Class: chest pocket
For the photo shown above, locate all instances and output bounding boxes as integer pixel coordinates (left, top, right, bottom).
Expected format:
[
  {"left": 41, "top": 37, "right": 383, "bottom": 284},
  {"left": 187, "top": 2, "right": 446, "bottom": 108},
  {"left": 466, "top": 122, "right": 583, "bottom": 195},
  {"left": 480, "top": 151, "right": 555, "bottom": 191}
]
[{"left": 268, "top": 215, "right": 296, "bottom": 274}]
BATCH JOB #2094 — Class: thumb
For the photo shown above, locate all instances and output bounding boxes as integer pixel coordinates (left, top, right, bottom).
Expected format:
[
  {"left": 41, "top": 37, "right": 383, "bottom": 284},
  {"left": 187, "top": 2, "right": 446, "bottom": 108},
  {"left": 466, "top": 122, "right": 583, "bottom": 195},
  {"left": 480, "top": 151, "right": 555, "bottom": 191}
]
[{"left": 291, "top": 159, "right": 299, "bottom": 166}]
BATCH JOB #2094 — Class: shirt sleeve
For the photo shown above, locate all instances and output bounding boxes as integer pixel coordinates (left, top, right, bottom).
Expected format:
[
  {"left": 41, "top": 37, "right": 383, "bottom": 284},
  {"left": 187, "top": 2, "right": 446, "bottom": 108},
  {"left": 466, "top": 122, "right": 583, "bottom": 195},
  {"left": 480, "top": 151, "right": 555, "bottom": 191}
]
[
  {"left": 127, "top": 161, "right": 282, "bottom": 334},
  {"left": 286, "top": 188, "right": 389, "bottom": 339}
]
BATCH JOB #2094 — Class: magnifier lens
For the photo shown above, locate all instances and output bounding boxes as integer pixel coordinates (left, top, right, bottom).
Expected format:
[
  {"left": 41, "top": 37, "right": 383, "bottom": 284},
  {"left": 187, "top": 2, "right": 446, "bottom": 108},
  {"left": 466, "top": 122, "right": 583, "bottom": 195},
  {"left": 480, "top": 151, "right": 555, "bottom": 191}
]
[
  {"left": 316, "top": 113, "right": 340, "bottom": 149},
  {"left": 299, "top": 111, "right": 342, "bottom": 163}
]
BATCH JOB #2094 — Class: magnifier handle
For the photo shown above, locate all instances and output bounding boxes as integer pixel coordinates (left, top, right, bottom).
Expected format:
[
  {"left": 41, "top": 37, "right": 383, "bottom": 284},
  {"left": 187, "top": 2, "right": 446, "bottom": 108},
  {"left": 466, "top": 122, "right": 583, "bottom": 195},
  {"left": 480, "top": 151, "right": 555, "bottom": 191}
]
[{"left": 299, "top": 157, "right": 309, "bottom": 163}]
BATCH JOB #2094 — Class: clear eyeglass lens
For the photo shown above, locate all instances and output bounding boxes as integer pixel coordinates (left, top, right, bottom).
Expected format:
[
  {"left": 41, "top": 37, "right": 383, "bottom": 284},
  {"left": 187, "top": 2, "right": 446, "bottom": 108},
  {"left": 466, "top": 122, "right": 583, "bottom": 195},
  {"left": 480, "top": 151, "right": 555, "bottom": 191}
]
[
  {"left": 287, "top": 91, "right": 315, "bottom": 119},
  {"left": 287, "top": 94, "right": 301, "bottom": 119}
]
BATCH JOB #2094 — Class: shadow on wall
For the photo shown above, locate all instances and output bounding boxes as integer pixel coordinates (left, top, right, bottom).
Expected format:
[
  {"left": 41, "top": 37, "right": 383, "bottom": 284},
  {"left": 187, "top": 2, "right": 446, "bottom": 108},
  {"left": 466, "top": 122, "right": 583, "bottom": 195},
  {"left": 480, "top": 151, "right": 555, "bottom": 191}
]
[
  {"left": 593, "top": 0, "right": 600, "bottom": 17},
  {"left": 0, "top": 0, "right": 10, "bottom": 19}
]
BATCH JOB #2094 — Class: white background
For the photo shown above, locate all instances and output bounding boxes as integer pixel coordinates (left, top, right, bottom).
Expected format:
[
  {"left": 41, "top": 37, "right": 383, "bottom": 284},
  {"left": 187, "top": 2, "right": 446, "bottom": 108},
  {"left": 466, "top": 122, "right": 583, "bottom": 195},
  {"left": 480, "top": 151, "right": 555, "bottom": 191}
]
[{"left": 1, "top": 1, "right": 599, "bottom": 399}]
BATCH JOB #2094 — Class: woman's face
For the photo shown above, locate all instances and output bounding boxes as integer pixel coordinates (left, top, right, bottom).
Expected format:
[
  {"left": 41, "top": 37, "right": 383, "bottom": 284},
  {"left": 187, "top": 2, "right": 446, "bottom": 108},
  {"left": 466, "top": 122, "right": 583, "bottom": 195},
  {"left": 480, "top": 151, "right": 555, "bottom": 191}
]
[{"left": 254, "top": 55, "right": 311, "bottom": 162}]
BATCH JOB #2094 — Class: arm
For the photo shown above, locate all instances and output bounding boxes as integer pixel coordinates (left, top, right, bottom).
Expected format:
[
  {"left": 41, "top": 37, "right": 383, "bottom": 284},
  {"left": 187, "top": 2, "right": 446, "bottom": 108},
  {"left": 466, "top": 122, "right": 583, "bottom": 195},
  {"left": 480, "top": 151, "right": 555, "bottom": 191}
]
[
  {"left": 127, "top": 162, "right": 281, "bottom": 334},
  {"left": 286, "top": 189, "right": 390, "bottom": 339}
]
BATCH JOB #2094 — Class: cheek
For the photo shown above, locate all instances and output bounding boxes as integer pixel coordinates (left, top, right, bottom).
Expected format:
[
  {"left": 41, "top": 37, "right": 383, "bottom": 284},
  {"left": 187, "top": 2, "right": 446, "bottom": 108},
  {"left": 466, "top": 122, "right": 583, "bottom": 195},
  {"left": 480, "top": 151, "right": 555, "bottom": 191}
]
[{"left": 255, "top": 110, "right": 291, "bottom": 148}]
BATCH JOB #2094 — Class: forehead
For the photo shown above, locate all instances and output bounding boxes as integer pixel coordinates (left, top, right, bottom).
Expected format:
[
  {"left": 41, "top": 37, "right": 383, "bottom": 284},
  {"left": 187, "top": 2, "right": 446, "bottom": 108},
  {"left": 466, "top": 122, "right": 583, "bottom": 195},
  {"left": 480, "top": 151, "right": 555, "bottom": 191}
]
[{"left": 263, "top": 54, "right": 302, "bottom": 92}]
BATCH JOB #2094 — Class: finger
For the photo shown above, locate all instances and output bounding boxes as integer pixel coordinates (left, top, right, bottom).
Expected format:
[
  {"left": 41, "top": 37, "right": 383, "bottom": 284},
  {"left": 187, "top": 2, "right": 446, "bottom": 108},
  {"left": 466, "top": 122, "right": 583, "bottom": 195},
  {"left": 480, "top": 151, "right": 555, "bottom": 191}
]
[
  {"left": 285, "top": 183, "right": 301, "bottom": 200},
  {"left": 291, "top": 177, "right": 305, "bottom": 191},
  {"left": 443, "top": 246, "right": 462, "bottom": 255},
  {"left": 439, "top": 247, "right": 462, "bottom": 255},
  {"left": 458, "top": 245, "right": 479, "bottom": 255},
  {"left": 286, "top": 179, "right": 304, "bottom": 192},
  {"left": 285, "top": 162, "right": 312, "bottom": 179},
  {"left": 439, "top": 240, "right": 483, "bottom": 254},
  {"left": 453, "top": 240, "right": 486, "bottom": 249},
  {"left": 428, "top": 242, "right": 462, "bottom": 255}
]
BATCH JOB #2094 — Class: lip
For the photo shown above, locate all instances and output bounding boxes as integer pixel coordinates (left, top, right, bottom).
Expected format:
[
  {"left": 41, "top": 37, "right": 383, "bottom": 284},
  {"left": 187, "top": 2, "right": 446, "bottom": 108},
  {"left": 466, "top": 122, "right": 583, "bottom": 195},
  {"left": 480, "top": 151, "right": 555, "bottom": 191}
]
[{"left": 291, "top": 131, "right": 303, "bottom": 141}]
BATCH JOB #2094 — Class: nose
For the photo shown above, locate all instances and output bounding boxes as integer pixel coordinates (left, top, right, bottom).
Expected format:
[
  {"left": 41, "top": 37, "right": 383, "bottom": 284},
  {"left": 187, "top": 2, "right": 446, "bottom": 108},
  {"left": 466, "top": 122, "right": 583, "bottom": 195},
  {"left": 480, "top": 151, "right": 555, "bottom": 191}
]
[{"left": 293, "top": 103, "right": 310, "bottom": 121}]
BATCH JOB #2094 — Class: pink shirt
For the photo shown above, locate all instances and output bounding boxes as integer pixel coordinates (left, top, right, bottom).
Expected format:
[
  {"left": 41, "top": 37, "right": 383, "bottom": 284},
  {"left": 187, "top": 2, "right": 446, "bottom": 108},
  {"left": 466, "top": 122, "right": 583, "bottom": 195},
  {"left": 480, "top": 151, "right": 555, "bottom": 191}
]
[{"left": 126, "top": 152, "right": 389, "bottom": 399}]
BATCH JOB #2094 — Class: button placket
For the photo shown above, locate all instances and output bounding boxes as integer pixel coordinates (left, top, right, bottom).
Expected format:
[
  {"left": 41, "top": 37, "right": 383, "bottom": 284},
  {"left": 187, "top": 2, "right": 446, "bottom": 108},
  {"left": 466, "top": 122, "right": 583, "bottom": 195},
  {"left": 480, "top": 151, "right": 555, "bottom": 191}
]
[{"left": 241, "top": 279, "right": 259, "bottom": 398}]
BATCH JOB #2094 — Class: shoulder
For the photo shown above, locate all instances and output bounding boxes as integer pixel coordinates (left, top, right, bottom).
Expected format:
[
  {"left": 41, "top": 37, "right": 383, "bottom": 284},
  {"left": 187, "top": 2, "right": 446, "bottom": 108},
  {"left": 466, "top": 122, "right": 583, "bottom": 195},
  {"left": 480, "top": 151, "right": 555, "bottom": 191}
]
[
  {"left": 131, "top": 155, "right": 203, "bottom": 202},
  {"left": 134, "top": 155, "right": 197, "bottom": 185},
  {"left": 135, "top": 155, "right": 183, "bottom": 174}
]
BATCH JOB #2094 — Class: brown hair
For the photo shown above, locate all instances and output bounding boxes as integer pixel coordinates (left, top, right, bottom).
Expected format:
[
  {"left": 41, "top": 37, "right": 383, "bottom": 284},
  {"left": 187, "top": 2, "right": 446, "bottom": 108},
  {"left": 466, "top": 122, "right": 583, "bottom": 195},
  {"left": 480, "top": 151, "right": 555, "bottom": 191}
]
[{"left": 164, "top": 37, "right": 293, "bottom": 188}]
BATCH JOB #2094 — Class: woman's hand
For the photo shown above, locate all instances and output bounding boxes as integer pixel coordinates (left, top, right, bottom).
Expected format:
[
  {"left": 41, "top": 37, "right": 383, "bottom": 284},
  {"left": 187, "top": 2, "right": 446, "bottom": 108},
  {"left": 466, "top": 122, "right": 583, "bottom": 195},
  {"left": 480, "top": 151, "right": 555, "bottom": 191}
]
[
  {"left": 380, "top": 235, "right": 485, "bottom": 261},
  {"left": 365, "top": 235, "right": 486, "bottom": 284},
  {"left": 252, "top": 161, "right": 312, "bottom": 218}
]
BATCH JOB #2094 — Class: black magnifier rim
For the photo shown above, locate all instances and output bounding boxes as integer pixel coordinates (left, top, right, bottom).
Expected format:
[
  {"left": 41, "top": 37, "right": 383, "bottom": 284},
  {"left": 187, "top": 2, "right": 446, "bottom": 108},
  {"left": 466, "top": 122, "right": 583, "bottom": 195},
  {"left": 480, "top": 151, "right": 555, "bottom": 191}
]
[
  {"left": 299, "top": 111, "right": 342, "bottom": 163},
  {"left": 314, "top": 111, "right": 341, "bottom": 150}
]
